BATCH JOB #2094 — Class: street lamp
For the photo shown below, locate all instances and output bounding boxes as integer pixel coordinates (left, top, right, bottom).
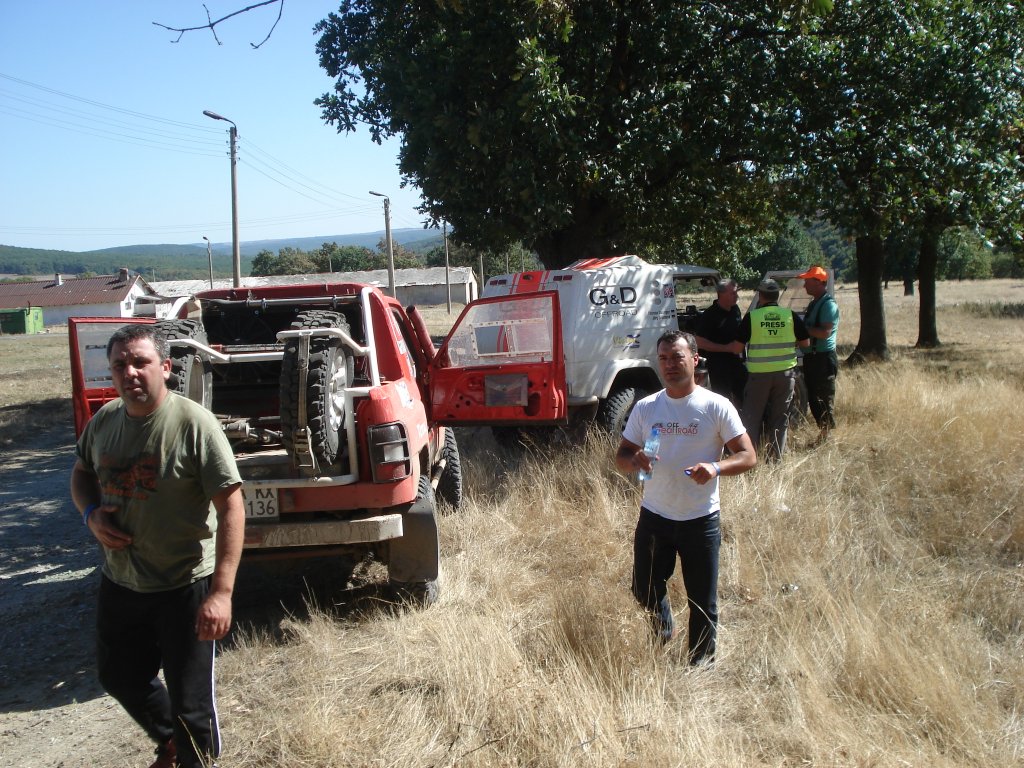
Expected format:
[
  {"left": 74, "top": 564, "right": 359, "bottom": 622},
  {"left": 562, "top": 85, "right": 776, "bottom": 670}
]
[
  {"left": 202, "top": 235, "right": 214, "bottom": 288},
  {"left": 369, "top": 190, "right": 395, "bottom": 297},
  {"left": 203, "top": 110, "right": 241, "bottom": 288}
]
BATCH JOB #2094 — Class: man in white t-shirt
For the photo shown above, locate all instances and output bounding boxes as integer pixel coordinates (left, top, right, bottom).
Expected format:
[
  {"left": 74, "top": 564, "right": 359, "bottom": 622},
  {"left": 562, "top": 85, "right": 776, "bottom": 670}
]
[{"left": 616, "top": 330, "right": 756, "bottom": 664}]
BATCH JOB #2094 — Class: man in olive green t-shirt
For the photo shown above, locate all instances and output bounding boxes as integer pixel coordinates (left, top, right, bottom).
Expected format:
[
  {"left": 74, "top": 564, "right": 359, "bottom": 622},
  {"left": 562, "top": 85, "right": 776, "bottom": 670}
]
[{"left": 71, "top": 324, "right": 243, "bottom": 768}]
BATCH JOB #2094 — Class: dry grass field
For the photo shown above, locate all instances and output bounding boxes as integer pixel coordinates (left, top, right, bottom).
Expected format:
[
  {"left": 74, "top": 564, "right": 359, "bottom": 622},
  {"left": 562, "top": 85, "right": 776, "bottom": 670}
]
[{"left": 1, "top": 279, "right": 1022, "bottom": 767}]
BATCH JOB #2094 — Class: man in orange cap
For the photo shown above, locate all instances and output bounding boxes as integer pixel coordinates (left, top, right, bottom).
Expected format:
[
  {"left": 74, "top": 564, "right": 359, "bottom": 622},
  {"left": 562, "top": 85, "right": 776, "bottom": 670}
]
[{"left": 797, "top": 266, "right": 839, "bottom": 442}]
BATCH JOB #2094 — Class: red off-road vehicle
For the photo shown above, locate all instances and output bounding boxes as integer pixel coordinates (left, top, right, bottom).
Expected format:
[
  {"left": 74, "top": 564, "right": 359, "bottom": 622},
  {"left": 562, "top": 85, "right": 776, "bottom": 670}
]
[{"left": 69, "top": 282, "right": 566, "bottom": 603}]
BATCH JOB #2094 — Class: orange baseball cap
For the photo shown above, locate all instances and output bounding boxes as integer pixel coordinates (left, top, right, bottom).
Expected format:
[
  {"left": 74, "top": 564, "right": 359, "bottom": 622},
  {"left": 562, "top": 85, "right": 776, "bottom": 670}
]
[{"left": 797, "top": 265, "right": 828, "bottom": 282}]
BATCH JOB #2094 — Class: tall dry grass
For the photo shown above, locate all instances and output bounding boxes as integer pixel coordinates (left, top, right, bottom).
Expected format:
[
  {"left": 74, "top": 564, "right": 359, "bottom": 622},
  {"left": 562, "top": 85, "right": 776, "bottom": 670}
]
[{"left": 217, "top": 350, "right": 1024, "bottom": 766}]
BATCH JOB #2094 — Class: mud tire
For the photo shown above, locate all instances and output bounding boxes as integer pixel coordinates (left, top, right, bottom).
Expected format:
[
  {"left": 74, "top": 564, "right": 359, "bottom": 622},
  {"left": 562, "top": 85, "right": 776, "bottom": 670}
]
[
  {"left": 156, "top": 319, "right": 212, "bottom": 409},
  {"left": 279, "top": 311, "right": 354, "bottom": 473},
  {"left": 436, "top": 427, "right": 463, "bottom": 513},
  {"left": 596, "top": 386, "right": 651, "bottom": 436}
]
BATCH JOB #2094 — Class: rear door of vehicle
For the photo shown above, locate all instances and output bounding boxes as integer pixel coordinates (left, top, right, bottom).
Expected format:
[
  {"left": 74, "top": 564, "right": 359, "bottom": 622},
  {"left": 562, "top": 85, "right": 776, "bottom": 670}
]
[
  {"left": 427, "top": 291, "right": 567, "bottom": 426},
  {"left": 69, "top": 317, "right": 154, "bottom": 438}
]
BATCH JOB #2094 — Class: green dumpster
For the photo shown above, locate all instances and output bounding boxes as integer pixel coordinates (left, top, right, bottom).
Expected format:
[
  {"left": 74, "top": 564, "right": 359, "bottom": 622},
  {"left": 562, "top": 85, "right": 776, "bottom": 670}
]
[{"left": 0, "top": 307, "right": 44, "bottom": 334}]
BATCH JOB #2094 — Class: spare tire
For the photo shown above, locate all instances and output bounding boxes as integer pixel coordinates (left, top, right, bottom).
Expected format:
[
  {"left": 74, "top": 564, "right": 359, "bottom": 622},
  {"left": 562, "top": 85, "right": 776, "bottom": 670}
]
[
  {"left": 279, "top": 311, "right": 354, "bottom": 473},
  {"left": 156, "top": 319, "right": 212, "bottom": 409}
]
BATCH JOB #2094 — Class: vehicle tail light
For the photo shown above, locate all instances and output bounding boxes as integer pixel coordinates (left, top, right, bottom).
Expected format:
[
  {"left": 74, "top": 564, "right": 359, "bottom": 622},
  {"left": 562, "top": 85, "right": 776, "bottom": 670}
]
[{"left": 368, "top": 422, "right": 411, "bottom": 482}]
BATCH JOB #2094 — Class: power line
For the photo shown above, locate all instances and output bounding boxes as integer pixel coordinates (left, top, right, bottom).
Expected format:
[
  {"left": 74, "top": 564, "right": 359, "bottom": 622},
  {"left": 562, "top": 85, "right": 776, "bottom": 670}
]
[
  {"left": 0, "top": 88, "right": 221, "bottom": 148},
  {"left": 0, "top": 72, "right": 221, "bottom": 133},
  {"left": 245, "top": 139, "right": 373, "bottom": 204},
  {"left": 0, "top": 72, "right": 425, "bottom": 243},
  {"left": 0, "top": 105, "right": 224, "bottom": 158}
]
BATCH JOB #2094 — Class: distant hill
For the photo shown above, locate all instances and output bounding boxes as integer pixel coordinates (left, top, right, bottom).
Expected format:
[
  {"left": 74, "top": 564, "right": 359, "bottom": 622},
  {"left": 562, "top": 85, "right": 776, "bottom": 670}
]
[
  {"left": 0, "top": 228, "right": 443, "bottom": 281},
  {"left": 234, "top": 229, "right": 442, "bottom": 256}
]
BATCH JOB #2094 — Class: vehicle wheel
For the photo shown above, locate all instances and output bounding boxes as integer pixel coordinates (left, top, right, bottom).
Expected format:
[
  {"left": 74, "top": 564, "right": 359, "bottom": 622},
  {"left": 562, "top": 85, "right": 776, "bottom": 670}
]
[
  {"left": 596, "top": 386, "right": 651, "bottom": 435},
  {"left": 388, "top": 474, "right": 440, "bottom": 607},
  {"left": 393, "top": 578, "right": 440, "bottom": 607},
  {"left": 436, "top": 427, "right": 463, "bottom": 513},
  {"left": 156, "top": 319, "right": 212, "bottom": 409},
  {"left": 279, "top": 310, "right": 354, "bottom": 473}
]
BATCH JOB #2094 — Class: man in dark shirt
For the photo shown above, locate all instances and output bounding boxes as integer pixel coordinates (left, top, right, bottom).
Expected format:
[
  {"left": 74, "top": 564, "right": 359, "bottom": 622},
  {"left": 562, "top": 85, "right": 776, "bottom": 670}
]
[{"left": 694, "top": 279, "right": 746, "bottom": 406}]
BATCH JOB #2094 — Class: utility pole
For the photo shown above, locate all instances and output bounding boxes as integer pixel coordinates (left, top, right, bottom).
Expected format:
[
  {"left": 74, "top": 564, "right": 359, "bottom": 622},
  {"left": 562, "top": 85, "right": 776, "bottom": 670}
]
[
  {"left": 202, "top": 235, "right": 214, "bottom": 288},
  {"left": 369, "top": 191, "right": 395, "bottom": 297},
  {"left": 203, "top": 110, "right": 241, "bottom": 288},
  {"left": 443, "top": 221, "right": 451, "bottom": 313}
]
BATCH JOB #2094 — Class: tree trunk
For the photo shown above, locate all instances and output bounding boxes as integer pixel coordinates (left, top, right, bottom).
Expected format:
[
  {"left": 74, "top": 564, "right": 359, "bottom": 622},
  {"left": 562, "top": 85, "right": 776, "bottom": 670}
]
[
  {"left": 915, "top": 221, "right": 943, "bottom": 348},
  {"left": 532, "top": 197, "right": 625, "bottom": 268},
  {"left": 903, "top": 278, "right": 914, "bottom": 296},
  {"left": 849, "top": 233, "right": 889, "bottom": 362}
]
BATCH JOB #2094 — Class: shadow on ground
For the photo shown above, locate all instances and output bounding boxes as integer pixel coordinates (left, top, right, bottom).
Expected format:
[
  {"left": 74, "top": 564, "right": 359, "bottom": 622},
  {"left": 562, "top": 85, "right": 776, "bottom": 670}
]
[{"left": 227, "top": 555, "right": 402, "bottom": 647}]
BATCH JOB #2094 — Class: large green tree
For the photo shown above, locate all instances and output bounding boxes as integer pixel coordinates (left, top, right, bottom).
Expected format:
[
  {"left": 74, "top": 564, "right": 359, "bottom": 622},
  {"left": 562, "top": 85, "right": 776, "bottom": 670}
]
[
  {"left": 791, "top": 0, "right": 1023, "bottom": 357},
  {"left": 900, "top": 1, "right": 1023, "bottom": 347},
  {"left": 311, "top": 242, "right": 376, "bottom": 273},
  {"left": 250, "top": 247, "right": 315, "bottom": 276},
  {"left": 315, "top": 1, "right": 831, "bottom": 268},
  {"left": 742, "top": 218, "right": 827, "bottom": 288}
]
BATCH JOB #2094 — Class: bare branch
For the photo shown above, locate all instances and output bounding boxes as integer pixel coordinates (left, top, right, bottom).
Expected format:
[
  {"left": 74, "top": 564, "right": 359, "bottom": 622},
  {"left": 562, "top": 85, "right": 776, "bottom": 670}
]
[
  {"left": 251, "top": 0, "right": 284, "bottom": 49},
  {"left": 153, "top": 0, "right": 284, "bottom": 49}
]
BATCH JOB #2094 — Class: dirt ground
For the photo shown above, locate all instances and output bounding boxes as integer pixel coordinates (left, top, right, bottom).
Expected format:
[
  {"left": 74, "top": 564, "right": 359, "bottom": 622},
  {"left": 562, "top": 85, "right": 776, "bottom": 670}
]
[
  {"left": 0, "top": 414, "right": 133, "bottom": 766},
  {"left": 0, "top": 407, "right": 372, "bottom": 767}
]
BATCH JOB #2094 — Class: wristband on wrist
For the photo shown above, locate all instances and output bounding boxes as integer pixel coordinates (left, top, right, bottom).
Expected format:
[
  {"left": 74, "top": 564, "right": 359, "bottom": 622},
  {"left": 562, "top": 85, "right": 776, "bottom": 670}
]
[
  {"left": 82, "top": 503, "right": 99, "bottom": 526},
  {"left": 712, "top": 462, "right": 721, "bottom": 477}
]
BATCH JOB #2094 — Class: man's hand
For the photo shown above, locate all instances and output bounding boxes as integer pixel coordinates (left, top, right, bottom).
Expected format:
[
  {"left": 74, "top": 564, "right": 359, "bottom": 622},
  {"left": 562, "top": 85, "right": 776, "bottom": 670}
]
[
  {"left": 684, "top": 463, "right": 719, "bottom": 485},
  {"left": 196, "top": 590, "right": 233, "bottom": 641},
  {"left": 199, "top": 483, "right": 244, "bottom": 642},
  {"left": 616, "top": 439, "right": 651, "bottom": 475},
  {"left": 633, "top": 448, "right": 656, "bottom": 474},
  {"left": 86, "top": 507, "right": 133, "bottom": 550}
]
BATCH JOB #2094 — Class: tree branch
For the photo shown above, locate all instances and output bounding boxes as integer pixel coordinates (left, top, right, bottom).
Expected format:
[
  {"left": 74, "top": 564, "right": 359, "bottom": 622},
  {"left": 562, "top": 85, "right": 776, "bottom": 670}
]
[{"left": 153, "top": 0, "right": 284, "bottom": 48}]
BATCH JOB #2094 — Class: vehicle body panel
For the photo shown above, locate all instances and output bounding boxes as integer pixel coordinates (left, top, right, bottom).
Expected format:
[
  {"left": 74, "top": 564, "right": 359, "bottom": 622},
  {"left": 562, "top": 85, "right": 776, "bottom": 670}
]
[
  {"left": 429, "top": 291, "right": 567, "bottom": 426},
  {"left": 481, "top": 256, "right": 719, "bottom": 414}
]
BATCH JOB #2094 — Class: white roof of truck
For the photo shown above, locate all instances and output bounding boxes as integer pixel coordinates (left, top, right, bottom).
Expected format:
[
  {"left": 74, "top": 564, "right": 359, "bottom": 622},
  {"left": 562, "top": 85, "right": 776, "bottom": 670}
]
[{"left": 563, "top": 255, "right": 718, "bottom": 278}]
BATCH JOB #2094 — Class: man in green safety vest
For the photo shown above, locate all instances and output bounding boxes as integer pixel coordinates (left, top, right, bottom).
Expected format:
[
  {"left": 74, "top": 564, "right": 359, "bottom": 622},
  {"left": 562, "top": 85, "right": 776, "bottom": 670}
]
[{"left": 727, "top": 279, "right": 809, "bottom": 461}]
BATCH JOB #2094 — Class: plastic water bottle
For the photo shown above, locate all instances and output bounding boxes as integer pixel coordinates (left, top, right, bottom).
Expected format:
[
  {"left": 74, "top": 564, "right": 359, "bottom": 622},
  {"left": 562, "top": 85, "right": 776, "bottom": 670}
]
[{"left": 637, "top": 426, "right": 661, "bottom": 482}]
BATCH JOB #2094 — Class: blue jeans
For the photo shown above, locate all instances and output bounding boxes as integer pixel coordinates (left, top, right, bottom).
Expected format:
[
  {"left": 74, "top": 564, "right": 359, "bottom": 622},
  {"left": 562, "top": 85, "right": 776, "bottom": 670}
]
[{"left": 632, "top": 508, "right": 721, "bottom": 664}]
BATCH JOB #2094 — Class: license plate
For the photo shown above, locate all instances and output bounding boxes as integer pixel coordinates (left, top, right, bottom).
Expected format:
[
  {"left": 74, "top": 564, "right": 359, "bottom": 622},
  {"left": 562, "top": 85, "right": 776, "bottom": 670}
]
[{"left": 242, "top": 486, "right": 280, "bottom": 520}]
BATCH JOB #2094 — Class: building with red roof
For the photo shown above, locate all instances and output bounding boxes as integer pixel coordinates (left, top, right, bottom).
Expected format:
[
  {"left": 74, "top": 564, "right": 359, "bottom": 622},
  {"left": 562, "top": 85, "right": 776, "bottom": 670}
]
[{"left": 0, "top": 269, "right": 157, "bottom": 328}]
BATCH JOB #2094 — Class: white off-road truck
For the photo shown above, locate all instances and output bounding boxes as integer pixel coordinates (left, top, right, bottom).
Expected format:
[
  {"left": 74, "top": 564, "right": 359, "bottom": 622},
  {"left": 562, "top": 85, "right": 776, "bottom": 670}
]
[{"left": 481, "top": 255, "right": 720, "bottom": 434}]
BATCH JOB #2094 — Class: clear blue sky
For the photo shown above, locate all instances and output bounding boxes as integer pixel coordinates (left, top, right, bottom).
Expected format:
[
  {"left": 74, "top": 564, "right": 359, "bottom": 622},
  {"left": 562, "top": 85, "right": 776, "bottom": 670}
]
[{"left": 0, "top": 1, "right": 426, "bottom": 252}]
